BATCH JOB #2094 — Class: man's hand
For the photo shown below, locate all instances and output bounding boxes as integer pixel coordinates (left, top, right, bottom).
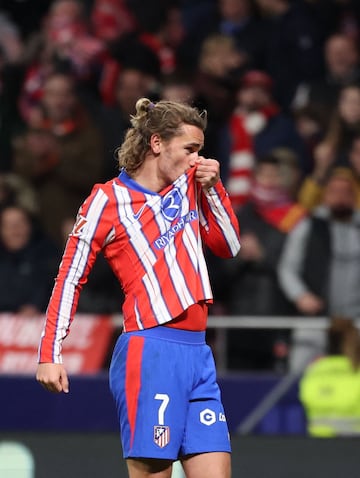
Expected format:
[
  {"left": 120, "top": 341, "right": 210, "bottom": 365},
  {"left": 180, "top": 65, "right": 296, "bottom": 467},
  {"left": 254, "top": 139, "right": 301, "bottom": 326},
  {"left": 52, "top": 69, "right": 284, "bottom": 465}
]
[
  {"left": 239, "top": 233, "right": 264, "bottom": 261},
  {"left": 195, "top": 157, "right": 220, "bottom": 190},
  {"left": 36, "top": 363, "right": 69, "bottom": 394},
  {"left": 295, "top": 292, "right": 324, "bottom": 315}
]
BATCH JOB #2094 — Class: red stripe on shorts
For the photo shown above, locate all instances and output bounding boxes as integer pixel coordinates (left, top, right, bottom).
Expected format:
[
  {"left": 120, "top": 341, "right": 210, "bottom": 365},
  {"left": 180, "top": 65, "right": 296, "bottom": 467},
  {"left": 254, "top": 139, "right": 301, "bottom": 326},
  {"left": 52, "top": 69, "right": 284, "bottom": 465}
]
[{"left": 125, "top": 335, "right": 145, "bottom": 449}]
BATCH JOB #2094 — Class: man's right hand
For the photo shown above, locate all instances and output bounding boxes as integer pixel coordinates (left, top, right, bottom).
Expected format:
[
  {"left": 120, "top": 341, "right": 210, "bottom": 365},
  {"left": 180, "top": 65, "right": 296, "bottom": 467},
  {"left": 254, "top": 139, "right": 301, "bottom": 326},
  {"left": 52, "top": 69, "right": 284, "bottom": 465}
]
[
  {"left": 36, "top": 363, "right": 69, "bottom": 394},
  {"left": 296, "top": 292, "right": 324, "bottom": 315}
]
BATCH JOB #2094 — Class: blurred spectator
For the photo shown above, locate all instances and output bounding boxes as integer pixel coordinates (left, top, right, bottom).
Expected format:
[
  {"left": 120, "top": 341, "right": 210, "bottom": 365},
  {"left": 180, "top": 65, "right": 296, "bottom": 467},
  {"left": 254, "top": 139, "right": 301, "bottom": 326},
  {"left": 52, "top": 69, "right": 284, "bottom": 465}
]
[
  {"left": 210, "top": 152, "right": 306, "bottom": 370},
  {"left": 298, "top": 133, "right": 360, "bottom": 212},
  {"left": 97, "top": 66, "right": 155, "bottom": 179},
  {"left": 12, "top": 72, "right": 104, "bottom": 247},
  {"left": 279, "top": 167, "right": 360, "bottom": 317},
  {"left": 254, "top": 0, "right": 325, "bottom": 110},
  {"left": 0, "top": 173, "right": 38, "bottom": 214},
  {"left": 90, "top": 1, "right": 138, "bottom": 109},
  {"left": 278, "top": 167, "right": 360, "bottom": 369},
  {"left": 160, "top": 70, "right": 196, "bottom": 104},
  {"left": 0, "top": 204, "right": 60, "bottom": 316},
  {"left": 107, "top": 32, "right": 161, "bottom": 99},
  {"left": 179, "top": 0, "right": 264, "bottom": 71},
  {"left": 124, "top": 0, "right": 185, "bottom": 75},
  {"left": 294, "top": 34, "right": 360, "bottom": 125},
  {"left": 194, "top": 33, "right": 242, "bottom": 114},
  {"left": 268, "top": 146, "right": 303, "bottom": 200},
  {"left": 0, "top": 13, "right": 25, "bottom": 172},
  {"left": 178, "top": 0, "right": 219, "bottom": 69},
  {"left": 0, "top": 12, "right": 23, "bottom": 63},
  {"left": 304, "top": 0, "right": 360, "bottom": 42},
  {"left": 42, "top": 0, "right": 107, "bottom": 85},
  {"left": 312, "top": 82, "right": 360, "bottom": 167},
  {"left": 214, "top": 0, "right": 265, "bottom": 70},
  {"left": 297, "top": 82, "right": 360, "bottom": 211},
  {"left": 193, "top": 33, "right": 243, "bottom": 174},
  {"left": 299, "top": 317, "right": 360, "bottom": 437},
  {"left": 226, "top": 69, "right": 309, "bottom": 209},
  {"left": 90, "top": 0, "right": 137, "bottom": 45},
  {"left": 18, "top": 0, "right": 109, "bottom": 119},
  {"left": 292, "top": 105, "right": 326, "bottom": 164}
]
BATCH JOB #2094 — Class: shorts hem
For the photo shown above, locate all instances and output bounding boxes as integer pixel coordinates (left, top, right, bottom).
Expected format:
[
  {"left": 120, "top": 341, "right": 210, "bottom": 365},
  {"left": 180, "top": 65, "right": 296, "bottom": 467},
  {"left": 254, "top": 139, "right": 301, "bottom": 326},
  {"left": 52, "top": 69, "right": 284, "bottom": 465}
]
[{"left": 124, "top": 449, "right": 231, "bottom": 460}]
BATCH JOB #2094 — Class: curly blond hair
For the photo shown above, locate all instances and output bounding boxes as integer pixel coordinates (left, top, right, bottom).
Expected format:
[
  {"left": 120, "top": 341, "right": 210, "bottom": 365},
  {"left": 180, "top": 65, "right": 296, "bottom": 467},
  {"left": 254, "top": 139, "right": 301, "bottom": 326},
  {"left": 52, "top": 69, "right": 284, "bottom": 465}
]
[{"left": 117, "top": 98, "right": 207, "bottom": 175}]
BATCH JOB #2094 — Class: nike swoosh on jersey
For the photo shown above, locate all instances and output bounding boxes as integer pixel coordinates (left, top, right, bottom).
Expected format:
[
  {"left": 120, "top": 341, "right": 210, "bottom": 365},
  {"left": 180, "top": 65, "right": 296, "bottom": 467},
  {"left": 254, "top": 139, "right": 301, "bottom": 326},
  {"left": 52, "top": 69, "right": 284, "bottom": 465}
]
[{"left": 133, "top": 203, "right": 148, "bottom": 220}]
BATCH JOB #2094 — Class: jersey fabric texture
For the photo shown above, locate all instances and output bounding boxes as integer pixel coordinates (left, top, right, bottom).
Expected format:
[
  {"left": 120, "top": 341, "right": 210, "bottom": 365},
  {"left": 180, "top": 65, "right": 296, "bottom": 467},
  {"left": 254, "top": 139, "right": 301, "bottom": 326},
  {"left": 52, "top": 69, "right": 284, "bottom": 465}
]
[
  {"left": 109, "top": 326, "right": 232, "bottom": 459},
  {"left": 38, "top": 167, "right": 240, "bottom": 363}
]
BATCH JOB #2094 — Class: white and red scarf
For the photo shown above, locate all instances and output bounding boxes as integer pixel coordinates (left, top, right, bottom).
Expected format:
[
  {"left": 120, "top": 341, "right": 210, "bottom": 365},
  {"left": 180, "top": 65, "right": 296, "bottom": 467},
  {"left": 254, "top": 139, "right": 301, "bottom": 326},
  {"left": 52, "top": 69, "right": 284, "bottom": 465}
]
[{"left": 226, "top": 104, "right": 279, "bottom": 210}]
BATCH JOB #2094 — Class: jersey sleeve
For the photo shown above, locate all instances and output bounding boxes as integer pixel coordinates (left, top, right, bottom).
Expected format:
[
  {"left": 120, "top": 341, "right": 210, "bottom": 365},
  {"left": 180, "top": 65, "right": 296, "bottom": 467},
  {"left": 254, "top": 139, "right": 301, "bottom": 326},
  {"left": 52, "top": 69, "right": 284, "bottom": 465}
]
[
  {"left": 198, "top": 180, "right": 241, "bottom": 258},
  {"left": 38, "top": 184, "right": 114, "bottom": 364}
]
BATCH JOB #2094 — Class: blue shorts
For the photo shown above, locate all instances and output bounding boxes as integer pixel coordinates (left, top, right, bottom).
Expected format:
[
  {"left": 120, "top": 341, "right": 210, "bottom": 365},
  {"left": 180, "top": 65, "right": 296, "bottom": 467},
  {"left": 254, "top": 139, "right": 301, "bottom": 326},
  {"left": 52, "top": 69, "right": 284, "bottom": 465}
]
[{"left": 109, "top": 326, "right": 231, "bottom": 460}]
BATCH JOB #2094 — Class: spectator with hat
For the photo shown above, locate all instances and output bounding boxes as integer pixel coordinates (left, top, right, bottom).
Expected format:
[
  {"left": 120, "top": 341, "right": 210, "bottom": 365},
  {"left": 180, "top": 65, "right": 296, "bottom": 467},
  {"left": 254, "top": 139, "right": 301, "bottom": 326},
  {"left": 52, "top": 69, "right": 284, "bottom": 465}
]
[{"left": 226, "top": 69, "right": 309, "bottom": 209}]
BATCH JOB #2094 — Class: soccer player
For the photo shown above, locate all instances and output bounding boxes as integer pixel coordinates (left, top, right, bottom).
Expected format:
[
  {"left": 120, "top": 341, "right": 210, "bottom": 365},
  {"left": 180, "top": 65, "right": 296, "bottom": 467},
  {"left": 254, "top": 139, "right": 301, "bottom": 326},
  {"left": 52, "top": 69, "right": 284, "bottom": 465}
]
[{"left": 36, "top": 97, "right": 241, "bottom": 478}]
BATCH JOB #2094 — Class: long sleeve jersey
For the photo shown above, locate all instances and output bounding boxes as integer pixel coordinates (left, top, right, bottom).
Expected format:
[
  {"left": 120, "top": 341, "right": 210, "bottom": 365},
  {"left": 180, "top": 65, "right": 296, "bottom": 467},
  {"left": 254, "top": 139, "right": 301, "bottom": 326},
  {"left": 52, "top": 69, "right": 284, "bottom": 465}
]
[{"left": 38, "top": 167, "right": 240, "bottom": 363}]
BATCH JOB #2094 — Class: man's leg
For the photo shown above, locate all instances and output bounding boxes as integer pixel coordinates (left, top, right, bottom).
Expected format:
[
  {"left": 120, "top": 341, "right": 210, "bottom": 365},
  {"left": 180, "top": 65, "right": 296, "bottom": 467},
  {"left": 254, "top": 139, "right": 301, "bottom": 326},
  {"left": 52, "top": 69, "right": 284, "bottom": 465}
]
[
  {"left": 182, "top": 452, "right": 231, "bottom": 478},
  {"left": 126, "top": 458, "right": 173, "bottom": 478}
]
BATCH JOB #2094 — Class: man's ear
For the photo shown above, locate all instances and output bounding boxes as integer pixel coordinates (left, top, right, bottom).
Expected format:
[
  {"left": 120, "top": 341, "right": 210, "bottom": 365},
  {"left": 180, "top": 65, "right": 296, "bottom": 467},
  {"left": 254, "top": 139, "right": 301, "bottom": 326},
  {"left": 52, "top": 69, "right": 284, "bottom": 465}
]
[{"left": 150, "top": 134, "right": 161, "bottom": 154}]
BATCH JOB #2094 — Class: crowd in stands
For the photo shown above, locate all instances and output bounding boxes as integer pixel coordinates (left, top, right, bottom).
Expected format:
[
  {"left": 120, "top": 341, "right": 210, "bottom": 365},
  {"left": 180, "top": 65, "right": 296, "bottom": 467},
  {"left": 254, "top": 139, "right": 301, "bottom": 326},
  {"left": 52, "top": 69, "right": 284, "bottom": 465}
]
[{"left": 1, "top": 0, "right": 360, "bottom": 372}]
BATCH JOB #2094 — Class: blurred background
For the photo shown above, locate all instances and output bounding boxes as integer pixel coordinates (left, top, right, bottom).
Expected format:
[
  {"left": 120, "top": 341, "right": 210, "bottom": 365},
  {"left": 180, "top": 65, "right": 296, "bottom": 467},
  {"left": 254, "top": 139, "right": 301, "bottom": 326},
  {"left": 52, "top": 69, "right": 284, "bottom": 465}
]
[{"left": 1, "top": 0, "right": 360, "bottom": 476}]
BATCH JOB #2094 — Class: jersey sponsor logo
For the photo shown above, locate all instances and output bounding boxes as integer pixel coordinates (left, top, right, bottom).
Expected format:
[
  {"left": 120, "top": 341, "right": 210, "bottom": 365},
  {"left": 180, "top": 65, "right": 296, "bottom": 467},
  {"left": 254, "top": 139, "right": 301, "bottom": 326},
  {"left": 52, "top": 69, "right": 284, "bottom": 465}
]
[
  {"left": 161, "top": 188, "right": 182, "bottom": 221},
  {"left": 199, "top": 409, "right": 227, "bottom": 426},
  {"left": 200, "top": 408, "right": 216, "bottom": 426},
  {"left": 154, "top": 210, "right": 198, "bottom": 249},
  {"left": 71, "top": 215, "right": 88, "bottom": 236},
  {"left": 154, "top": 426, "right": 170, "bottom": 448}
]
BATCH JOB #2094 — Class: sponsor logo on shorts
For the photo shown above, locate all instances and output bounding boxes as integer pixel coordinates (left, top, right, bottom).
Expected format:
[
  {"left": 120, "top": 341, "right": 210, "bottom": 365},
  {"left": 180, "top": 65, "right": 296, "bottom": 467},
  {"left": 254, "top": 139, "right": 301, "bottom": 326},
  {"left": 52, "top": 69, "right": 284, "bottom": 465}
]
[
  {"left": 200, "top": 408, "right": 216, "bottom": 426},
  {"left": 199, "top": 409, "right": 227, "bottom": 426},
  {"left": 154, "top": 426, "right": 170, "bottom": 448}
]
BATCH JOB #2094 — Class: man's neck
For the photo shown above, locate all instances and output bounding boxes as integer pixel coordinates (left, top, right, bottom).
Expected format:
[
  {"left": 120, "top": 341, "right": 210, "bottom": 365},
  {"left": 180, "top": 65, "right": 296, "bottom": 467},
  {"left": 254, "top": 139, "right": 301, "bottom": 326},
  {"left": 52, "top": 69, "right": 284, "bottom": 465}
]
[{"left": 131, "top": 157, "right": 166, "bottom": 193}]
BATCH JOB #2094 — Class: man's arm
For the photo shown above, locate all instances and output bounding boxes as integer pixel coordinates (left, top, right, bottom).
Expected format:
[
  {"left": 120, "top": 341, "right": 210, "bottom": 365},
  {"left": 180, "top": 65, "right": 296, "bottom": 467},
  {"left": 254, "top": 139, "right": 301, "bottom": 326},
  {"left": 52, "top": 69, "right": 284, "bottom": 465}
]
[
  {"left": 277, "top": 218, "right": 324, "bottom": 315},
  {"left": 36, "top": 186, "right": 113, "bottom": 392},
  {"left": 195, "top": 158, "right": 240, "bottom": 258}
]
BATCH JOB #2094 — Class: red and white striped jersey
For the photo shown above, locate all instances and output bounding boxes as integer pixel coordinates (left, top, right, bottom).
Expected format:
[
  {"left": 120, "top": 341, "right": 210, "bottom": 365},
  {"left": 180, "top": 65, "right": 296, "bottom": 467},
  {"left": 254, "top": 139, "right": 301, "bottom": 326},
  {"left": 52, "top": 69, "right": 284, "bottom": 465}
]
[{"left": 38, "top": 167, "right": 240, "bottom": 363}]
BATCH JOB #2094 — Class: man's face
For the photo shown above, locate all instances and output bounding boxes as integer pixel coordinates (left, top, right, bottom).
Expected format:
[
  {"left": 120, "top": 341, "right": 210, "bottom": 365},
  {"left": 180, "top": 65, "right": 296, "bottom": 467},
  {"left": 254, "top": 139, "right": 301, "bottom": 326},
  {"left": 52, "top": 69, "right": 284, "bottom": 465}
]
[
  {"left": 325, "top": 36, "right": 358, "bottom": 78},
  {"left": 0, "top": 207, "right": 31, "bottom": 252},
  {"left": 42, "top": 75, "right": 76, "bottom": 122},
  {"left": 255, "top": 163, "right": 281, "bottom": 188},
  {"left": 338, "top": 86, "right": 360, "bottom": 125},
  {"left": 323, "top": 176, "right": 356, "bottom": 220},
  {"left": 156, "top": 124, "right": 204, "bottom": 187},
  {"left": 116, "top": 69, "right": 149, "bottom": 117},
  {"left": 237, "top": 85, "right": 270, "bottom": 111}
]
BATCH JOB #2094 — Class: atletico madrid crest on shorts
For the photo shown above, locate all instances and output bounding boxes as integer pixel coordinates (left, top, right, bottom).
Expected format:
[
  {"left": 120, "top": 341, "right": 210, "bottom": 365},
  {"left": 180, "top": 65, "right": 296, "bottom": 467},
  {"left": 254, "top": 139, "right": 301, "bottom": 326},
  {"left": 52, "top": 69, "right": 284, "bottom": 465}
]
[{"left": 154, "top": 425, "right": 170, "bottom": 448}]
